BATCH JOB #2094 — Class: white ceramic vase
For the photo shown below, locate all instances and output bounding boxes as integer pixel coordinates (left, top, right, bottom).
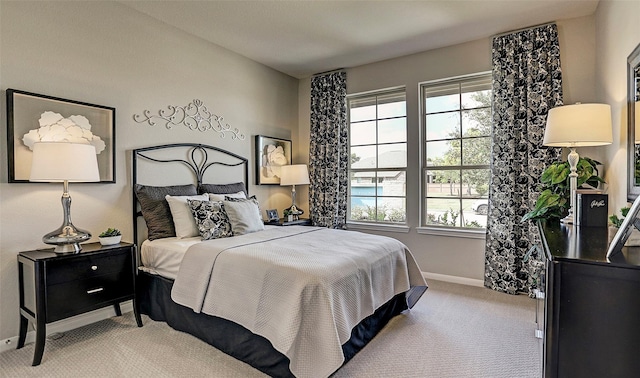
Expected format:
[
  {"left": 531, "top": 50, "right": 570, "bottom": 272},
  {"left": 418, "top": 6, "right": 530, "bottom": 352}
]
[{"left": 99, "top": 235, "right": 121, "bottom": 246}]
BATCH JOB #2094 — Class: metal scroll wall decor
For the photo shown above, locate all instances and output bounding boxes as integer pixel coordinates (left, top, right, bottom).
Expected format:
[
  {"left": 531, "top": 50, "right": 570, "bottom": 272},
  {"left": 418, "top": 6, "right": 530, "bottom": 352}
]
[{"left": 133, "top": 99, "right": 245, "bottom": 140}]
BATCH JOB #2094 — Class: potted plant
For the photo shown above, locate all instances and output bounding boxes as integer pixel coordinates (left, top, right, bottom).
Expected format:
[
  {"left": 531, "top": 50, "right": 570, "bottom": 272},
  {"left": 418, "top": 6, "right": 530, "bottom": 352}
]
[
  {"left": 608, "top": 206, "right": 640, "bottom": 246},
  {"left": 98, "top": 227, "right": 122, "bottom": 246},
  {"left": 522, "top": 157, "right": 605, "bottom": 222}
]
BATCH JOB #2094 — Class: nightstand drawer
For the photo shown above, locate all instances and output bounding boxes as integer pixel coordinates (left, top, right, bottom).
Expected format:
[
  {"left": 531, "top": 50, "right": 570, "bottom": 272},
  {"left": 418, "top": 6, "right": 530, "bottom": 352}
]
[
  {"left": 46, "top": 271, "right": 133, "bottom": 322},
  {"left": 46, "top": 250, "right": 130, "bottom": 285}
]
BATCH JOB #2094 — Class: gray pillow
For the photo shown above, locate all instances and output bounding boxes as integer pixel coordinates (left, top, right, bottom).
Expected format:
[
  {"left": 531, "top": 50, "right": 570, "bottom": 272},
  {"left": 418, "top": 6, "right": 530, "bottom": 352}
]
[
  {"left": 135, "top": 184, "right": 197, "bottom": 240},
  {"left": 198, "top": 182, "right": 247, "bottom": 196},
  {"left": 187, "top": 199, "right": 233, "bottom": 240},
  {"left": 223, "top": 197, "right": 265, "bottom": 236}
]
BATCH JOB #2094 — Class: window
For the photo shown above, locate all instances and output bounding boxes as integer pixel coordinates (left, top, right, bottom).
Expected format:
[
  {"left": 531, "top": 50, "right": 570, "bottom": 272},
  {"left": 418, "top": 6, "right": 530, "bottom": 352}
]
[
  {"left": 421, "top": 73, "right": 492, "bottom": 228},
  {"left": 348, "top": 88, "right": 407, "bottom": 224}
]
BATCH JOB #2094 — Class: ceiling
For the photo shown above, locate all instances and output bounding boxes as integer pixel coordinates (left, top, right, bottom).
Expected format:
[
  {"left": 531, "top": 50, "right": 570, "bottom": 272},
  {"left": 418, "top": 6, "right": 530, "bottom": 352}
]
[{"left": 120, "top": 0, "right": 599, "bottom": 79}]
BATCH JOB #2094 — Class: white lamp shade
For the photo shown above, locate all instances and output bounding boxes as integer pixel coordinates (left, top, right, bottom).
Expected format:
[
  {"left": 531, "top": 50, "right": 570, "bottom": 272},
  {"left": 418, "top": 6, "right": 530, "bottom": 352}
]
[
  {"left": 30, "top": 142, "right": 100, "bottom": 182},
  {"left": 543, "top": 103, "right": 613, "bottom": 147},
  {"left": 280, "top": 164, "right": 310, "bottom": 186}
]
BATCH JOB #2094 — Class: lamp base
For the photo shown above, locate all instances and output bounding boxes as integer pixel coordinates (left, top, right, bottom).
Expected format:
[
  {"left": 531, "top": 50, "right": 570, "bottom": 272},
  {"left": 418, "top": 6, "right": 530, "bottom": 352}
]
[
  {"left": 560, "top": 214, "right": 574, "bottom": 225},
  {"left": 43, "top": 225, "right": 91, "bottom": 254}
]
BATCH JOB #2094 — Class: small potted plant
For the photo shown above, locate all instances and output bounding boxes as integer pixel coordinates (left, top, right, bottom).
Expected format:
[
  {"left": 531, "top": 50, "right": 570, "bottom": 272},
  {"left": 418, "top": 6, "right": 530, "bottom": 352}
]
[
  {"left": 98, "top": 227, "right": 122, "bottom": 246},
  {"left": 608, "top": 206, "right": 640, "bottom": 246}
]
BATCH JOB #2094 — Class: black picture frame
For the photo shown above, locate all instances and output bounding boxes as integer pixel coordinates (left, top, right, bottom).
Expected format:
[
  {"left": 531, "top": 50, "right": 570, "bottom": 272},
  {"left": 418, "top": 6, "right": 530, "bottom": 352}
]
[
  {"left": 255, "top": 135, "right": 291, "bottom": 185},
  {"left": 266, "top": 209, "right": 280, "bottom": 222},
  {"left": 6, "top": 88, "right": 116, "bottom": 183}
]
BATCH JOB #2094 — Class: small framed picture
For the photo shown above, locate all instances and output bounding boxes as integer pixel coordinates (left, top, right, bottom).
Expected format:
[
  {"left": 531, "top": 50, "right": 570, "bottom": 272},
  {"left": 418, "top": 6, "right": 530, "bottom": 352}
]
[
  {"left": 255, "top": 135, "right": 292, "bottom": 185},
  {"left": 266, "top": 209, "right": 279, "bottom": 222}
]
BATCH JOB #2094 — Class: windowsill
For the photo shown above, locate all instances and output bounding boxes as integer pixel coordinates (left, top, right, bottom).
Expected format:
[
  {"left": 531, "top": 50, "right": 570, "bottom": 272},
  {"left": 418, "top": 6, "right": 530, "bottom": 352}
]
[
  {"left": 347, "top": 222, "right": 410, "bottom": 233},
  {"left": 416, "top": 226, "right": 486, "bottom": 239}
]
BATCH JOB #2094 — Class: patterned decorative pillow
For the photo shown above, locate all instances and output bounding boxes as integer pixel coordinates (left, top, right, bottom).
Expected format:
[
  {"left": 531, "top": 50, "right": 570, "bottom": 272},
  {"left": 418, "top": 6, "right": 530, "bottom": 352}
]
[
  {"left": 187, "top": 199, "right": 233, "bottom": 240},
  {"left": 222, "top": 196, "right": 265, "bottom": 236},
  {"left": 135, "top": 184, "right": 198, "bottom": 240}
]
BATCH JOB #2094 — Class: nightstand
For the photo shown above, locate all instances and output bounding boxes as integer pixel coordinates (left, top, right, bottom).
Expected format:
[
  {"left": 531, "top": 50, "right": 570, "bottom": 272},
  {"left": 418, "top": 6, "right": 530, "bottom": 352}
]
[
  {"left": 16, "top": 242, "right": 142, "bottom": 366},
  {"left": 265, "top": 218, "right": 312, "bottom": 226}
]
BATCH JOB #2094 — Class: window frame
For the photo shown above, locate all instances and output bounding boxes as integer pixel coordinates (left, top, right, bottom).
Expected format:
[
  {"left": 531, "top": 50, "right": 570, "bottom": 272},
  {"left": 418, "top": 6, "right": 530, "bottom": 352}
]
[
  {"left": 347, "top": 86, "right": 407, "bottom": 226},
  {"left": 419, "top": 72, "right": 492, "bottom": 230}
]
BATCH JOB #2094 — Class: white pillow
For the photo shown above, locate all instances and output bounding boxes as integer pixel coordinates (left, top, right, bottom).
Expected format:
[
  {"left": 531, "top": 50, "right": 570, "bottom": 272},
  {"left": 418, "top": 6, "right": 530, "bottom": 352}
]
[
  {"left": 208, "top": 191, "right": 246, "bottom": 201},
  {"left": 165, "top": 194, "right": 209, "bottom": 238},
  {"left": 222, "top": 198, "right": 265, "bottom": 235}
]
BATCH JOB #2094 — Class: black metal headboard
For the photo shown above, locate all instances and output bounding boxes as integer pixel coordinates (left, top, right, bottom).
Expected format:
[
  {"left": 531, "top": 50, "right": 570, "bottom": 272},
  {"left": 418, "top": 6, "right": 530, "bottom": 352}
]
[{"left": 132, "top": 143, "right": 248, "bottom": 244}]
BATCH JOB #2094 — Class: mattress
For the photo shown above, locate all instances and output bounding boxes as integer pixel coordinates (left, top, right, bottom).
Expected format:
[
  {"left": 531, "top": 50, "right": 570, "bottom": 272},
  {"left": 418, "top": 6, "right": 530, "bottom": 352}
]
[
  {"left": 140, "top": 225, "right": 279, "bottom": 279},
  {"left": 139, "top": 236, "right": 200, "bottom": 280}
]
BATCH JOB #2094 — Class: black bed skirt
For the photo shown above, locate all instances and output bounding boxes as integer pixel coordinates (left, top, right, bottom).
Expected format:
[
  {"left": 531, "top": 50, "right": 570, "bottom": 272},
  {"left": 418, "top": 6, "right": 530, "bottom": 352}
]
[{"left": 137, "top": 271, "right": 408, "bottom": 377}]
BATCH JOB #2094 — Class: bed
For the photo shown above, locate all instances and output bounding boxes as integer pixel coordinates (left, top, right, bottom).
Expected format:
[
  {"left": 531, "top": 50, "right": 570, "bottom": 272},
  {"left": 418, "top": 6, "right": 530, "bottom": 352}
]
[{"left": 132, "top": 143, "right": 428, "bottom": 378}]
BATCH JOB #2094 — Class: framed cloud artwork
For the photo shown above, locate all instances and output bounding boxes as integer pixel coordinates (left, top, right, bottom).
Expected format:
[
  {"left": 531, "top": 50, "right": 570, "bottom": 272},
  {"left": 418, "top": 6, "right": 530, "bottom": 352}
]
[
  {"left": 255, "top": 135, "right": 291, "bottom": 185},
  {"left": 6, "top": 89, "right": 115, "bottom": 183}
]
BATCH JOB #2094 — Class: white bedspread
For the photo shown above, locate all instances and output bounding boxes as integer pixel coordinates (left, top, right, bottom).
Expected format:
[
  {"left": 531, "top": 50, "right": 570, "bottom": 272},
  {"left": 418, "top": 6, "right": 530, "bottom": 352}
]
[{"left": 171, "top": 226, "right": 427, "bottom": 378}]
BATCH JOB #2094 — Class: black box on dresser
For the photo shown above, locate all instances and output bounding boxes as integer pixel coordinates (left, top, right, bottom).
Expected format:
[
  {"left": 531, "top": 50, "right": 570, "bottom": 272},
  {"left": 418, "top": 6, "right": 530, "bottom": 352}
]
[{"left": 576, "top": 191, "right": 608, "bottom": 227}]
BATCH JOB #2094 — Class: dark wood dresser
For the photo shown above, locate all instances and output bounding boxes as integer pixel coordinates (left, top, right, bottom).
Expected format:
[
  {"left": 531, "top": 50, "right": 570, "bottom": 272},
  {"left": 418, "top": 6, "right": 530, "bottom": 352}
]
[
  {"left": 16, "top": 242, "right": 142, "bottom": 366},
  {"left": 539, "top": 220, "right": 640, "bottom": 378}
]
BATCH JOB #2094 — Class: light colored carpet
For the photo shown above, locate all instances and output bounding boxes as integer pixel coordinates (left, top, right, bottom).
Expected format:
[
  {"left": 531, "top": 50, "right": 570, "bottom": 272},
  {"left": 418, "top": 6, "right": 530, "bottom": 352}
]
[{"left": 0, "top": 280, "right": 540, "bottom": 377}]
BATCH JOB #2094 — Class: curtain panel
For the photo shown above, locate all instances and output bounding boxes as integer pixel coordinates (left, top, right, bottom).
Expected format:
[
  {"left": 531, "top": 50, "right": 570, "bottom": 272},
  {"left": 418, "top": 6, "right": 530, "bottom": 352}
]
[
  {"left": 309, "top": 71, "right": 348, "bottom": 229},
  {"left": 485, "top": 23, "right": 563, "bottom": 295}
]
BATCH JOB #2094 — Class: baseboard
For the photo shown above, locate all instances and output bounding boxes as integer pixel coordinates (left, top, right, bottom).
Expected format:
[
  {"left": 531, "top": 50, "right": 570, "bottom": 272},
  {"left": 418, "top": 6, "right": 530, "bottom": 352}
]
[
  {"left": 423, "top": 272, "right": 484, "bottom": 287},
  {"left": 0, "top": 301, "right": 133, "bottom": 354}
]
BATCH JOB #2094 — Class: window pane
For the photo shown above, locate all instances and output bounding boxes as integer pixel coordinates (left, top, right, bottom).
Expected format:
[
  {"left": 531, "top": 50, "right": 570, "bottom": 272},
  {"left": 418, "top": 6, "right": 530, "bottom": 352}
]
[
  {"left": 378, "top": 92, "right": 406, "bottom": 118},
  {"left": 350, "top": 171, "right": 378, "bottom": 188},
  {"left": 462, "top": 198, "right": 487, "bottom": 228},
  {"left": 426, "top": 112, "right": 460, "bottom": 140},
  {"left": 462, "top": 108, "right": 491, "bottom": 137},
  {"left": 349, "top": 98, "right": 376, "bottom": 122},
  {"left": 379, "top": 143, "right": 406, "bottom": 168},
  {"left": 462, "top": 137, "right": 491, "bottom": 166},
  {"left": 426, "top": 140, "right": 460, "bottom": 165},
  {"left": 350, "top": 196, "right": 377, "bottom": 221},
  {"left": 425, "top": 198, "right": 462, "bottom": 227},
  {"left": 424, "top": 83, "right": 460, "bottom": 113},
  {"left": 461, "top": 76, "right": 492, "bottom": 109},
  {"left": 378, "top": 118, "right": 406, "bottom": 143},
  {"left": 350, "top": 145, "right": 376, "bottom": 169},
  {"left": 378, "top": 197, "right": 406, "bottom": 223},
  {"left": 460, "top": 169, "right": 490, "bottom": 198},
  {"left": 351, "top": 121, "right": 376, "bottom": 146},
  {"left": 378, "top": 171, "right": 406, "bottom": 197},
  {"left": 425, "top": 169, "right": 461, "bottom": 197}
]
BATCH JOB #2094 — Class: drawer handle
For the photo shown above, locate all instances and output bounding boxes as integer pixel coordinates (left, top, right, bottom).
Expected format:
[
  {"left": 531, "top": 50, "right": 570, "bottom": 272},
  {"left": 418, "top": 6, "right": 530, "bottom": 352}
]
[
  {"left": 87, "top": 288, "right": 104, "bottom": 294},
  {"left": 91, "top": 265, "right": 98, "bottom": 271}
]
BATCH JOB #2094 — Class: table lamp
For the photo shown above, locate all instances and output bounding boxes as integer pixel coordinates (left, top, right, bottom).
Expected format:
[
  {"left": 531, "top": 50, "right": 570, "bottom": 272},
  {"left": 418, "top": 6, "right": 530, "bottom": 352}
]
[
  {"left": 30, "top": 142, "right": 100, "bottom": 253},
  {"left": 280, "top": 164, "right": 310, "bottom": 220},
  {"left": 543, "top": 103, "right": 612, "bottom": 224}
]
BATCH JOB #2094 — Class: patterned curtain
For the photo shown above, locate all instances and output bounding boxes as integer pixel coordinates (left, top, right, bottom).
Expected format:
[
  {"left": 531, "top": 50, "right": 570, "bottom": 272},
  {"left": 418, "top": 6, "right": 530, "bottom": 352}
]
[
  {"left": 309, "top": 71, "right": 348, "bottom": 228},
  {"left": 485, "top": 24, "right": 563, "bottom": 295}
]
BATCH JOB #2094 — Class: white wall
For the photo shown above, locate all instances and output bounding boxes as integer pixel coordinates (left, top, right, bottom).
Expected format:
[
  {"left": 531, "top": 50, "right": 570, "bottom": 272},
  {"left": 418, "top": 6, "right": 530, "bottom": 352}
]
[
  {"left": 596, "top": 0, "right": 640, "bottom": 215},
  {"left": 0, "top": 1, "right": 299, "bottom": 341},
  {"left": 298, "top": 15, "right": 597, "bottom": 283}
]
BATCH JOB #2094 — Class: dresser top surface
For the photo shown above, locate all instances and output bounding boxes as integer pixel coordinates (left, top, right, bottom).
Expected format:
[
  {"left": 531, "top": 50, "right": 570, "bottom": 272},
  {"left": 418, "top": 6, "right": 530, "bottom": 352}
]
[{"left": 539, "top": 220, "right": 640, "bottom": 268}]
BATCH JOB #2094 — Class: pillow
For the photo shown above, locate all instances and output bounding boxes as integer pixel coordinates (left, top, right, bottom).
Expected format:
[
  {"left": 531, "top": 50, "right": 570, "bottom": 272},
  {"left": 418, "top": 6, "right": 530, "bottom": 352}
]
[
  {"left": 165, "top": 194, "right": 209, "bottom": 238},
  {"left": 223, "top": 197, "right": 265, "bottom": 236},
  {"left": 208, "top": 191, "right": 246, "bottom": 202},
  {"left": 135, "top": 184, "right": 197, "bottom": 240},
  {"left": 187, "top": 199, "right": 233, "bottom": 240},
  {"left": 198, "top": 182, "right": 247, "bottom": 196}
]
